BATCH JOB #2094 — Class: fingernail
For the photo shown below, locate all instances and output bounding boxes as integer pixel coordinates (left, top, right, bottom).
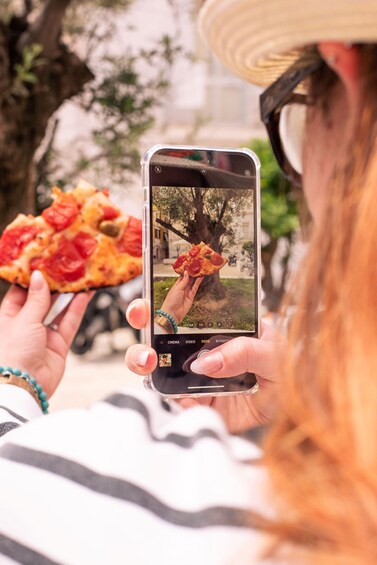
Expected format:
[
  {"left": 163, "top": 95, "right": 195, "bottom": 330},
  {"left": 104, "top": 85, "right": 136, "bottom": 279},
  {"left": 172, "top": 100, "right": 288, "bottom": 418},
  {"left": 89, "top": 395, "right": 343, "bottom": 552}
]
[
  {"left": 30, "top": 270, "right": 44, "bottom": 291},
  {"left": 190, "top": 352, "right": 223, "bottom": 374},
  {"left": 126, "top": 303, "right": 137, "bottom": 318},
  {"left": 133, "top": 350, "right": 149, "bottom": 367}
]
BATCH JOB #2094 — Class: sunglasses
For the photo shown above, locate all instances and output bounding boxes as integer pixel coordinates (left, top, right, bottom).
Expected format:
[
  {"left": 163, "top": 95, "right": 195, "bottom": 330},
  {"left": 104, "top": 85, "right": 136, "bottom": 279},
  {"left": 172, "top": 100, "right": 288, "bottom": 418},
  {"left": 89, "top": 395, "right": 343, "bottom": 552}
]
[{"left": 260, "top": 53, "right": 325, "bottom": 188}]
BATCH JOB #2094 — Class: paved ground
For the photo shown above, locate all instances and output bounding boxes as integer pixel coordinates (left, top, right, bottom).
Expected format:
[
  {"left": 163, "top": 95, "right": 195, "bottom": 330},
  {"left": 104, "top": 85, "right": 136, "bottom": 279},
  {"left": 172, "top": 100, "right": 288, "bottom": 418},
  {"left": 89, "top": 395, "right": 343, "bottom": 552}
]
[{"left": 49, "top": 328, "right": 143, "bottom": 412}]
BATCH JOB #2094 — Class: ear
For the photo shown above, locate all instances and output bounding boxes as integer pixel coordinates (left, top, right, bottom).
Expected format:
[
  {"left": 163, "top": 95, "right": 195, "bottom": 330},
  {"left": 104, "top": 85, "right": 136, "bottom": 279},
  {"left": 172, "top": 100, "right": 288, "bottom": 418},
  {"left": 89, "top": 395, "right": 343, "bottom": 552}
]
[{"left": 318, "top": 42, "right": 361, "bottom": 106}]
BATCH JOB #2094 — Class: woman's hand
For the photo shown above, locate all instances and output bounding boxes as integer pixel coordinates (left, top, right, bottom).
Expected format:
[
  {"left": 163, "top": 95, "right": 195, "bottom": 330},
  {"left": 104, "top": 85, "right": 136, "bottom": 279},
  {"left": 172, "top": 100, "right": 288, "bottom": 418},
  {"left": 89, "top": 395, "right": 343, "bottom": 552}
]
[
  {"left": 125, "top": 298, "right": 285, "bottom": 432},
  {"left": 0, "top": 271, "right": 93, "bottom": 398},
  {"left": 159, "top": 272, "right": 203, "bottom": 325}
]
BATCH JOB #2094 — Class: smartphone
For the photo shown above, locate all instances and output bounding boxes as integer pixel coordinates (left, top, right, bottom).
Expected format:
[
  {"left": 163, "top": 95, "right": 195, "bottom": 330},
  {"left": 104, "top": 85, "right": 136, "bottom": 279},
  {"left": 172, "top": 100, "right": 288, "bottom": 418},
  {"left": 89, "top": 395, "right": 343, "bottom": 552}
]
[{"left": 141, "top": 145, "right": 261, "bottom": 398}]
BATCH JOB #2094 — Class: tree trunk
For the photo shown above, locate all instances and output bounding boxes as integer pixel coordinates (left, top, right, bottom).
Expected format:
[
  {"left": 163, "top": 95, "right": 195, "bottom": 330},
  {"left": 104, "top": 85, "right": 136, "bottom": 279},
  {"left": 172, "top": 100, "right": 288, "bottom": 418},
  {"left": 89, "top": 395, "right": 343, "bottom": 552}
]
[
  {"left": 0, "top": 6, "right": 94, "bottom": 231},
  {"left": 261, "top": 238, "right": 278, "bottom": 312},
  {"left": 196, "top": 271, "right": 227, "bottom": 300},
  {"left": 261, "top": 236, "right": 296, "bottom": 312}
]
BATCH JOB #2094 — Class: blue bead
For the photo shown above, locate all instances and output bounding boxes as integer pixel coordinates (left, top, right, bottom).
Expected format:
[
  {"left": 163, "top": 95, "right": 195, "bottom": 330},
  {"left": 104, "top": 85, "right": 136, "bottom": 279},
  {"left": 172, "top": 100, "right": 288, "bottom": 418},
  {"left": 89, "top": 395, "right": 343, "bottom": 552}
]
[
  {"left": 41, "top": 400, "right": 49, "bottom": 412},
  {"left": 0, "top": 367, "right": 3, "bottom": 373},
  {"left": 35, "top": 383, "right": 42, "bottom": 393},
  {"left": 5, "top": 366, "right": 12, "bottom": 372},
  {"left": 13, "top": 369, "right": 22, "bottom": 376},
  {"left": 29, "top": 377, "right": 35, "bottom": 385},
  {"left": 24, "top": 373, "right": 31, "bottom": 380},
  {"left": 39, "top": 391, "right": 47, "bottom": 401}
]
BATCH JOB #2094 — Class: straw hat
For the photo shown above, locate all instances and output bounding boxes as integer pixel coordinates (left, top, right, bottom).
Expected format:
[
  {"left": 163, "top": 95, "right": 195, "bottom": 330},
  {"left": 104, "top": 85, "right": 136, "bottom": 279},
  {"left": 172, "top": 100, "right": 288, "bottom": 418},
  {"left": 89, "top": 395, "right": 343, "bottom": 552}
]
[{"left": 198, "top": 0, "right": 377, "bottom": 86}]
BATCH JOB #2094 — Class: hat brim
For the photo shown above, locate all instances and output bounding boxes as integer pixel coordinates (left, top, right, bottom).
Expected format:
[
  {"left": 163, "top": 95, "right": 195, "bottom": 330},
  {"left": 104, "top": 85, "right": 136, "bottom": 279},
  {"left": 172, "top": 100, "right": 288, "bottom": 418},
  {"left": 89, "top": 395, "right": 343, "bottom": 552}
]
[{"left": 198, "top": 0, "right": 377, "bottom": 86}]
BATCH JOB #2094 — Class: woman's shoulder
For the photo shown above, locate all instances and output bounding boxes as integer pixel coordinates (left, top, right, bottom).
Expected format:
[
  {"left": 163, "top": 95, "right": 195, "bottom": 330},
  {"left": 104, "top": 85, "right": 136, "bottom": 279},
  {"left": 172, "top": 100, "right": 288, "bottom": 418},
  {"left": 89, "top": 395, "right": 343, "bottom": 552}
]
[
  {"left": 0, "top": 388, "right": 275, "bottom": 564},
  {"left": 2, "top": 386, "right": 267, "bottom": 505},
  {"left": 33, "top": 387, "right": 264, "bottom": 466}
]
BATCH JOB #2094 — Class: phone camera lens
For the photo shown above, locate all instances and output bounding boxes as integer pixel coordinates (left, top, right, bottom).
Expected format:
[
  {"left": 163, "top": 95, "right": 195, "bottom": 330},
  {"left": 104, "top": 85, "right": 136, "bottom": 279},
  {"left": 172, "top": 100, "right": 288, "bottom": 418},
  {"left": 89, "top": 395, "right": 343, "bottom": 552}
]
[
  {"left": 244, "top": 169, "right": 251, "bottom": 176},
  {"left": 154, "top": 166, "right": 162, "bottom": 173}
]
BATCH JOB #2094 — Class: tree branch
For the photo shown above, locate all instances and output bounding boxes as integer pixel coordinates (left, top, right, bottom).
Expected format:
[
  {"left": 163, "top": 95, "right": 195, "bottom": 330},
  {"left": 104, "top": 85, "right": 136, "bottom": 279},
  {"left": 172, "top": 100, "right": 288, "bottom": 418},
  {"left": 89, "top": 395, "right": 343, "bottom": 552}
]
[
  {"left": 18, "top": 0, "right": 73, "bottom": 57},
  {"left": 155, "top": 218, "right": 192, "bottom": 244},
  {"left": 217, "top": 196, "right": 229, "bottom": 224},
  {"left": 0, "top": 22, "right": 10, "bottom": 103},
  {"left": 176, "top": 187, "right": 195, "bottom": 209},
  {"left": 23, "top": 0, "right": 33, "bottom": 16},
  {"left": 211, "top": 197, "right": 229, "bottom": 242},
  {"left": 35, "top": 117, "right": 59, "bottom": 190}
]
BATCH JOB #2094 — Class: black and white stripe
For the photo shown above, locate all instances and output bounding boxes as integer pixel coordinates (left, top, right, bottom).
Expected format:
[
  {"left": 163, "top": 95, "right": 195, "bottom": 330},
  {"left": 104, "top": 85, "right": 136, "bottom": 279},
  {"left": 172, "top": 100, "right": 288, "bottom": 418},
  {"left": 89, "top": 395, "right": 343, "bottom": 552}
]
[
  {"left": 0, "top": 442, "right": 265, "bottom": 530},
  {"left": 104, "top": 393, "right": 235, "bottom": 449},
  {"left": 0, "top": 422, "right": 19, "bottom": 437},
  {"left": 0, "top": 388, "right": 271, "bottom": 565},
  {"left": 0, "top": 405, "right": 28, "bottom": 438},
  {"left": 0, "top": 534, "right": 59, "bottom": 565},
  {"left": 0, "top": 407, "right": 28, "bottom": 425}
]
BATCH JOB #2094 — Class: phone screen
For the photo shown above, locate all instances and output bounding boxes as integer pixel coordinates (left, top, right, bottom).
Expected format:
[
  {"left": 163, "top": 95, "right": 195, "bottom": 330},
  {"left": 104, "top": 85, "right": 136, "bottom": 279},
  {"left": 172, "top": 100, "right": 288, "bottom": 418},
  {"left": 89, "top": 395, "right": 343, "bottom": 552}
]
[{"left": 146, "top": 147, "right": 259, "bottom": 396}]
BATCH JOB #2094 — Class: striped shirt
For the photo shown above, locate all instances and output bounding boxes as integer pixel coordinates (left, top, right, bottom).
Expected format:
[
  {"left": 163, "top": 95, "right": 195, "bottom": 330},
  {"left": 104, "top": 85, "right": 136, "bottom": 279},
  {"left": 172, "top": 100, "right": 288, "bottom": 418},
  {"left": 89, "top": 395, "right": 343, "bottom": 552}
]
[{"left": 0, "top": 386, "right": 275, "bottom": 565}]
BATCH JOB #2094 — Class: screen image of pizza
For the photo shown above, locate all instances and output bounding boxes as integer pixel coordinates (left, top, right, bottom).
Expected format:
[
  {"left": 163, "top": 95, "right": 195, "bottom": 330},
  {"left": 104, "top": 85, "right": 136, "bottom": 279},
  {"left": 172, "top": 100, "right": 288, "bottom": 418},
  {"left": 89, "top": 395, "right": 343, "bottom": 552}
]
[
  {"left": 152, "top": 185, "right": 256, "bottom": 334},
  {"left": 0, "top": 182, "right": 142, "bottom": 293},
  {"left": 172, "top": 242, "right": 227, "bottom": 278}
]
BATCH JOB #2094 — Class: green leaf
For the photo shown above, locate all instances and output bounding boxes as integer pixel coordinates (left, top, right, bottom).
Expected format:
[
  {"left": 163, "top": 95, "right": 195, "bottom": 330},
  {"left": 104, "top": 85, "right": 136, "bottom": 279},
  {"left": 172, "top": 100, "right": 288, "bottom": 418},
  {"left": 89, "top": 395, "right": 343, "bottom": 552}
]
[{"left": 247, "top": 138, "right": 299, "bottom": 239}]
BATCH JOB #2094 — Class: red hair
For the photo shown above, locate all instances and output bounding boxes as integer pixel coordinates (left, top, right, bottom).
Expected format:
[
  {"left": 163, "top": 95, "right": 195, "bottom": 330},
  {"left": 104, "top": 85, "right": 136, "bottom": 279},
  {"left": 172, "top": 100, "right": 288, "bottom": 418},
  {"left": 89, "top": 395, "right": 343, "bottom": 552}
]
[{"left": 263, "top": 46, "right": 377, "bottom": 564}]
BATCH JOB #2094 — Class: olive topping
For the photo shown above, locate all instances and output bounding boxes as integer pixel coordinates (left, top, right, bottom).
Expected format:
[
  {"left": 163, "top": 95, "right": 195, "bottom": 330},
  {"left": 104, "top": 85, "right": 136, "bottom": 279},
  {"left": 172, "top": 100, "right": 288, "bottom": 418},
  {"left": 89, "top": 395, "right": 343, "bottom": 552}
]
[{"left": 99, "top": 220, "right": 120, "bottom": 237}]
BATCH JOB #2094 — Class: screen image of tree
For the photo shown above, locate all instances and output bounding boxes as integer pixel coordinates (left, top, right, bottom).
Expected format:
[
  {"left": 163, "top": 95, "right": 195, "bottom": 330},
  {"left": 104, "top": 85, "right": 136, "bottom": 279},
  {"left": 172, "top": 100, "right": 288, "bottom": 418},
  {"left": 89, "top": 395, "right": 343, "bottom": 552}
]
[{"left": 152, "top": 186, "right": 256, "bottom": 333}]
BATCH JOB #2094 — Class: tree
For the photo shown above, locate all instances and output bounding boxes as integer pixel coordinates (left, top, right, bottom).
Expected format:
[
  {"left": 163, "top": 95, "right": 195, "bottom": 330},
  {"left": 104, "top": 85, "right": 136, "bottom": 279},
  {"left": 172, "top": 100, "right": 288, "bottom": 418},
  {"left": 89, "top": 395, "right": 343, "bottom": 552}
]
[
  {"left": 154, "top": 185, "right": 252, "bottom": 299},
  {"left": 0, "top": 0, "right": 92, "bottom": 229},
  {"left": 248, "top": 138, "right": 300, "bottom": 311},
  {"left": 242, "top": 240, "right": 254, "bottom": 263},
  {"left": 0, "top": 1, "right": 181, "bottom": 229}
]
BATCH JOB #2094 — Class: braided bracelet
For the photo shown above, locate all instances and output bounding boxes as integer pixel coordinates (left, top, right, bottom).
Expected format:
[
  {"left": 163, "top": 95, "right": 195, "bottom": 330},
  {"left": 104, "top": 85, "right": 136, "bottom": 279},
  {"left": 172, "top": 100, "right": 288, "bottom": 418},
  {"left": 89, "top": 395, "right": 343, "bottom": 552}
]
[
  {"left": 0, "top": 367, "right": 49, "bottom": 414},
  {"left": 155, "top": 310, "right": 178, "bottom": 334}
]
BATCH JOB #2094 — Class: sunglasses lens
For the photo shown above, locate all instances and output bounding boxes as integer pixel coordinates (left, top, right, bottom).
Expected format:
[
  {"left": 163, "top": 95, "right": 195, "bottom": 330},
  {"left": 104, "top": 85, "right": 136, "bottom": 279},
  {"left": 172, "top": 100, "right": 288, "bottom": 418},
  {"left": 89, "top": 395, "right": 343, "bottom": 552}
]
[{"left": 279, "top": 103, "right": 307, "bottom": 176}]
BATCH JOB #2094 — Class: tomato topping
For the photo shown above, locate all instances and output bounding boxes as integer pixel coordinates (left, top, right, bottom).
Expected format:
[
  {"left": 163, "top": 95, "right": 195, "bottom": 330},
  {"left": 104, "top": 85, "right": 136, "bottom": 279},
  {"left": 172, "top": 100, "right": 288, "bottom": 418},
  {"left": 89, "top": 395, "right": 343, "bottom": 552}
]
[
  {"left": 117, "top": 217, "right": 142, "bottom": 257},
  {"left": 72, "top": 231, "right": 97, "bottom": 258},
  {"left": 211, "top": 252, "right": 224, "bottom": 266},
  {"left": 43, "top": 238, "right": 85, "bottom": 282},
  {"left": 187, "top": 257, "right": 203, "bottom": 276},
  {"left": 189, "top": 245, "right": 200, "bottom": 257},
  {"left": 29, "top": 256, "right": 44, "bottom": 271},
  {"left": 102, "top": 206, "right": 120, "bottom": 221},
  {"left": 0, "top": 225, "right": 40, "bottom": 265},
  {"left": 42, "top": 193, "right": 79, "bottom": 231},
  {"left": 173, "top": 254, "right": 187, "bottom": 269}
]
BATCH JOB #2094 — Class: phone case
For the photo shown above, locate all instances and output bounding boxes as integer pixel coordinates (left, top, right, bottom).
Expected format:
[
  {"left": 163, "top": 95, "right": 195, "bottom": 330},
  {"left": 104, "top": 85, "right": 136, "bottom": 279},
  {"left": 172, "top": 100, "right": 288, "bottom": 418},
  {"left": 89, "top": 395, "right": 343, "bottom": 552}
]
[{"left": 141, "top": 144, "right": 261, "bottom": 399}]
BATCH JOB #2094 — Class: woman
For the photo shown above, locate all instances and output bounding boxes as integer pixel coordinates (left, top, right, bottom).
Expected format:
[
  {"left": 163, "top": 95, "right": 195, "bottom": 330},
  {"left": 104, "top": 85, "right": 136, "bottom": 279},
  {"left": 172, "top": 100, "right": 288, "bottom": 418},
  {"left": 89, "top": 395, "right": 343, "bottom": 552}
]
[
  {"left": 128, "top": 1, "right": 377, "bottom": 563},
  {"left": 0, "top": 1, "right": 376, "bottom": 564}
]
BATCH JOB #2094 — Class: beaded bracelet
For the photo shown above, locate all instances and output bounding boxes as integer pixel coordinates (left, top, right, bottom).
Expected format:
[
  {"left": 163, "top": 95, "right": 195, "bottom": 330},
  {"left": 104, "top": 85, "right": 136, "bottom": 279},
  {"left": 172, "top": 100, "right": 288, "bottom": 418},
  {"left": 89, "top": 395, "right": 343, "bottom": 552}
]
[
  {"left": 155, "top": 310, "right": 178, "bottom": 334},
  {"left": 0, "top": 367, "right": 49, "bottom": 414}
]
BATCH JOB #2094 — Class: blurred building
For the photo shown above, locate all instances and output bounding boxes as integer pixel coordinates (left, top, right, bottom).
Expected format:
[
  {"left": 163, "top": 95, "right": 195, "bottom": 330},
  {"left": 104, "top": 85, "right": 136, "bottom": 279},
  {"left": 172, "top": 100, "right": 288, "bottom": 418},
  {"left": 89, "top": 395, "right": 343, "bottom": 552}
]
[
  {"left": 137, "top": 0, "right": 264, "bottom": 150},
  {"left": 152, "top": 209, "right": 169, "bottom": 260},
  {"left": 55, "top": 0, "right": 264, "bottom": 212}
]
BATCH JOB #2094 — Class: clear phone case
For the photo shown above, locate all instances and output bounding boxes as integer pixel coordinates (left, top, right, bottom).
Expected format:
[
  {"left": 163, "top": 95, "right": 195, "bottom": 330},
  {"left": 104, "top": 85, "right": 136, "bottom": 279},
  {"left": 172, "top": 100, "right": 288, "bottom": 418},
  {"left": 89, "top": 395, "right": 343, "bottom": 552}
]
[{"left": 141, "top": 144, "right": 261, "bottom": 399}]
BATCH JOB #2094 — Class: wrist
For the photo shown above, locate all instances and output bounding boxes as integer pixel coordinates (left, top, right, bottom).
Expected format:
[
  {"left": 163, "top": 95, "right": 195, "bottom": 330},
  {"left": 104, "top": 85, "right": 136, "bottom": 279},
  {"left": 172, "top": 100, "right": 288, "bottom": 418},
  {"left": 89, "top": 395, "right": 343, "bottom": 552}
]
[
  {"left": 161, "top": 303, "right": 182, "bottom": 325},
  {"left": 155, "top": 310, "right": 178, "bottom": 334},
  {"left": 154, "top": 315, "right": 175, "bottom": 334},
  {"left": 0, "top": 367, "right": 49, "bottom": 414}
]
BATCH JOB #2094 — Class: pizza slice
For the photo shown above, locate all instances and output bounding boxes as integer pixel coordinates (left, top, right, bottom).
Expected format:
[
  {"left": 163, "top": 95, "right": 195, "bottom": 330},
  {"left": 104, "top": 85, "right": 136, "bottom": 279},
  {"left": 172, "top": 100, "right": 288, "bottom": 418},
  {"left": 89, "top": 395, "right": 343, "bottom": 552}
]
[
  {"left": 0, "top": 182, "right": 142, "bottom": 293},
  {"left": 172, "top": 241, "right": 227, "bottom": 278}
]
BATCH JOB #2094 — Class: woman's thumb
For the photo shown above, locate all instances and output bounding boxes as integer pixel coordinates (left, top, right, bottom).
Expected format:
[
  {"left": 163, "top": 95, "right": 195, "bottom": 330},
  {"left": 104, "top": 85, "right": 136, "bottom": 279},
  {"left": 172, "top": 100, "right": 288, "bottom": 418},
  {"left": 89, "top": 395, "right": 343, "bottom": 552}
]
[{"left": 21, "top": 271, "right": 51, "bottom": 322}]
